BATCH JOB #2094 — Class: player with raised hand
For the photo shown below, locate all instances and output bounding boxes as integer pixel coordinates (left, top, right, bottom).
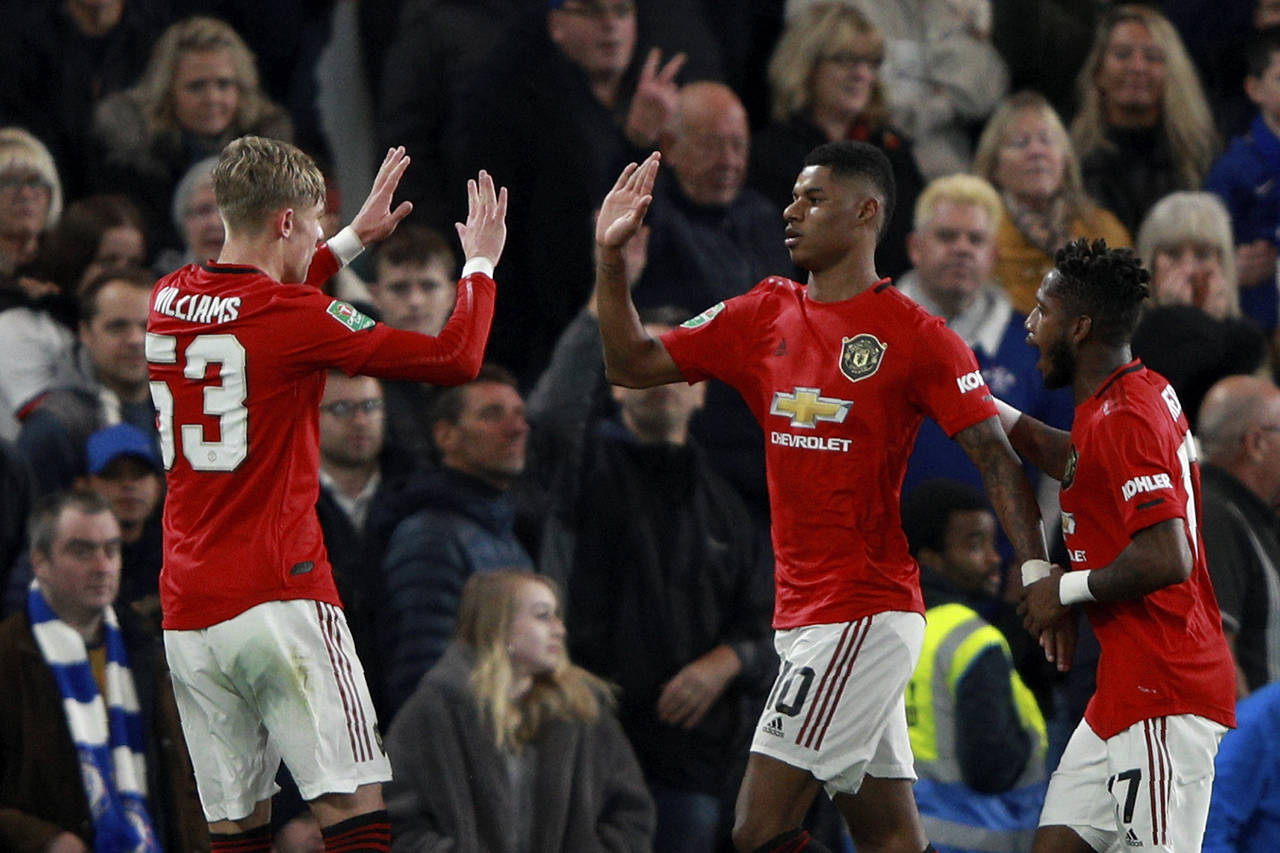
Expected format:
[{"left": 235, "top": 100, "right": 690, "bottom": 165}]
[
  {"left": 596, "top": 143, "right": 1049, "bottom": 853},
  {"left": 148, "top": 136, "right": 506, "bottom": 853}
]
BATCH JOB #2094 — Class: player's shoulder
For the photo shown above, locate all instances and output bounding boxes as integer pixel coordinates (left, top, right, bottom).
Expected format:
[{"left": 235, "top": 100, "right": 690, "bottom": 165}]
[
  {"left": 877, "top": 280, "right": 948, "bottom": 328},
  {"left": 747, "top": 275, "right": 805, "bottom": 300}
]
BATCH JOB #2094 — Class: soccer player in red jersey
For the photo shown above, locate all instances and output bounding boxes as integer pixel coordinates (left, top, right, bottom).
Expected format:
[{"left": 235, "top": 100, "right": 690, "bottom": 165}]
[
  {"left": 1006, "top": 239, "right": 1236, "bottom": 852},
  {"left": 595, "top": 143, "right": 1050, "bottom": 853},
  {"left": 147, "top": 136, "right": 507, "bottom": 853}
]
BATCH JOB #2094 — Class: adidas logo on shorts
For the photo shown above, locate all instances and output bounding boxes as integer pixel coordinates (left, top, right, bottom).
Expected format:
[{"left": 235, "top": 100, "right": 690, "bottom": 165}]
[
  {"left": 1125, "top": 828, "right": 1141, "bottom": 847},
  {"left": 763, "top": 716, "right": 785, "bottom": 738}
]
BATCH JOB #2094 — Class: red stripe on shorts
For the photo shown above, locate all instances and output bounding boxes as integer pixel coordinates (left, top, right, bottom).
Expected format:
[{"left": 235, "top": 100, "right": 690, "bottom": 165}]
[
  {"left": 1144, "top": 718, "right": 1170, "bottom": 846},
  {"left": 317, "top": 603, "right": 374, "bottom": 762},
  {"left": 795, "top": 622, "right": 854, "bottom": 748},
  {"left": 810, "top": 617, "right": 871, "bottom": 750},
  {"left": 796, "top": 617, "right": 871, "bottom": 750}
]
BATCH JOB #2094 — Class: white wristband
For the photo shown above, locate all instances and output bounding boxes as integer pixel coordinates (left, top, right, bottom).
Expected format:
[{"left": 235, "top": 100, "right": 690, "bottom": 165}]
[
  {"left": 1059, "top": 570, "right": 1096, "bottom": 606},
  {"left": 327, "top": 226, "right": 365, "bottom": 267},
  {"left": 461, "top": 256, "right": 495, "bottom": 279},
  {"left": 1021, "top": 559, "right": 1052, "bottom": 586},
  {"left": 994, "top": 397, "right": 1022, "bottom": 433}
]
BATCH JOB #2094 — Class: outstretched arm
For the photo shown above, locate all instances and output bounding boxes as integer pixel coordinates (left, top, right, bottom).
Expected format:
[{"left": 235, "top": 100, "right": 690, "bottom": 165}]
[
  {"left": 996, "top": 398, "right": 1073, "bottom": 481},
  {"left": 595, "top": 153, "right": 684, "bottom": 388}
]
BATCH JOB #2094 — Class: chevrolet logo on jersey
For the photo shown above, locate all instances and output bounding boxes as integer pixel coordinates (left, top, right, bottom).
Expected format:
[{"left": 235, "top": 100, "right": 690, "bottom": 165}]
[
  {"left": 770, "top": 387, "right": 852, "bottom": 428},
  {"left": 840, "top": 334, "right": 886, "bottom": 382}
]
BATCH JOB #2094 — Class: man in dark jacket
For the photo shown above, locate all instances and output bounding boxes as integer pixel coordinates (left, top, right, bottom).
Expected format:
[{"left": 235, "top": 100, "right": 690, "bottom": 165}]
[
  {"left": 374, "top": 366, "right": 534, "bottom": 721},
  {"left": 529, "top": 305, "right": 775, "bottom": 853}
]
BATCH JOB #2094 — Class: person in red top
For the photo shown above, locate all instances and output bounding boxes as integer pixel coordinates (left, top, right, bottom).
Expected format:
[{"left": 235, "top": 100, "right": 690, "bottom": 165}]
[
  {"left": 147, "top": 136, "right": 508, "bottom": 853},
  {"left": 1007, "top": 238, "right": 1236, "bottom": 852},
  {"left": 595, "top": 141, "right": 1050, "bottom": 853}
]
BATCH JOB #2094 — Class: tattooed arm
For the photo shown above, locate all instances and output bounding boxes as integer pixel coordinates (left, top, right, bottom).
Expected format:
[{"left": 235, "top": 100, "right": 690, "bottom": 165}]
[{"left": 954, "top": 416, "right": 1047, "bottom": 565}]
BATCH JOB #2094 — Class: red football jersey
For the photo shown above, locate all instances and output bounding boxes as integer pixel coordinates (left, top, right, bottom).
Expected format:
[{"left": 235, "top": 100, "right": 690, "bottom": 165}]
[
  {"left": 148, "top": 249, "right": 495, "bottom": 629},
  {"left": 661, "top": 277, "right": 997, "bottom": 628},
  {"left": 1061, "top": 361, "right": 1235, "bottom": 737}
]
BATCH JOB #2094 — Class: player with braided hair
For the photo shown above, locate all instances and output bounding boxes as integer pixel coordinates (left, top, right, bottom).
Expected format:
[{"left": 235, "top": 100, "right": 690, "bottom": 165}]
[{"left": 998, "top": 238, "right": 1236, "bottom": 852}]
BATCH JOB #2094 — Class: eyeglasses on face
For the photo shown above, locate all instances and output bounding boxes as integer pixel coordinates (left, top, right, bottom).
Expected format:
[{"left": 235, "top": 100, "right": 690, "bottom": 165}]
[{"left": 319, "top": 398, "right": 384, "bottom": 419}]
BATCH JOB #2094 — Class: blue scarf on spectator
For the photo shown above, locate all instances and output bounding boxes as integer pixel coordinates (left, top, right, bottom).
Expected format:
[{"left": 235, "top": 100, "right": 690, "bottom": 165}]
[{"left": 27, "top": 581, "right": 160, "bottom": 853}]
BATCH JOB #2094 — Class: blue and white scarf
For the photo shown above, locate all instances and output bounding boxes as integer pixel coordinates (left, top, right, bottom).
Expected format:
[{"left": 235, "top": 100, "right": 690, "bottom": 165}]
[{"left": 27, "top": 581, "right": 160, "bottom": 853}]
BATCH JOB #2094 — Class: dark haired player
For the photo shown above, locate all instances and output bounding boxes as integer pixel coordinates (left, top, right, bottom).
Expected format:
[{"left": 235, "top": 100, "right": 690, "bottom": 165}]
[
  {"left": 1000, "top": 239, "right": 1235, "bottom": 852},
  {"left": 594, "top": 144, "right": 1050, "bottom": 853}
]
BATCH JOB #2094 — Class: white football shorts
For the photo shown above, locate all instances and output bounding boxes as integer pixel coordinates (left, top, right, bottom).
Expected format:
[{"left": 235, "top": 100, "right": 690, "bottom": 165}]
[
  {"left": 164, "top": 599, "right": 391, "bottom": 822},
  {"left": 750, "top": 611, "right": 925, "bottom": 797},
  {"left": 1039, "top": 714, "right": 1227, "bottom": 851}
]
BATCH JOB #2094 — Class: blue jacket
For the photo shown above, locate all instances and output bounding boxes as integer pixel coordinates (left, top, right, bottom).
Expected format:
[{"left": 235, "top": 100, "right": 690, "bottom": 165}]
[
  {"left": 1203, "top": 681, "right": 1280, "bottom": 853},
  {"left": 1205, "top": 114, "right": 1280, "bottom": 331},
  {"left": 376, "top": 467, "right": 533, "bottom": 721}
]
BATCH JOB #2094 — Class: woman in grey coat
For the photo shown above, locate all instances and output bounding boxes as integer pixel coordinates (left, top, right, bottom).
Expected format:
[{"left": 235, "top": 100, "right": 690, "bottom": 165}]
[{"left": 384, "top": 570, "right": 655, "bottom": 852}]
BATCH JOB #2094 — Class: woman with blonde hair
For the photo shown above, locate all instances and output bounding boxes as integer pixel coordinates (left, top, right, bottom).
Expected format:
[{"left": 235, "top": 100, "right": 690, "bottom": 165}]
[
  {"left": 1070, "top": 4, "right": 1219, "bottom": 234},
  {"left": 383, "top": 571, "right": 654, "bottom": 852},
  {"left": 1136, "top": 191, "right": 1242, "bottom": 321},
  {"left": 0, "top": 128, "right": 63, "bottom": 276},
  {"left": 749, "top": 1, "right": 924, "bottom": 278},
  {"left": 973, "top": 90, "right": 1131, "bottom": 314},
  {"left": 92, "top": 16, "right": 291, "bottom": 254}
]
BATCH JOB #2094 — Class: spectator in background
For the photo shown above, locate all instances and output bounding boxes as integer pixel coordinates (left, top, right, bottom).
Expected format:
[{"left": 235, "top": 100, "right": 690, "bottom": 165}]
[
  {"left": 0, "top": 0, "right": 169, "bottom": 199},
  {"left": 0, "top": 127, "right": 63, "bottom": 277},
  {"left": 1197, "top": 375, "right": 1280, "bottom": 698},
  {"left": 0, "top": 490, "right": 207, "bottom": 853},
  {"left": 897, "top": 174, "right": 1073, "bottom": 563},
  {"left": 383, "top": 570, "right": 654, "bottom": 852},
  {"left": 902, "top": 479, "right": 1048, "bottom": 853},
  {"left": 445, "top": 0, "right": 683, "bottom": 385},
  {"left": 751, "top": 1, "right": 923, "bottom": 280},
  {"left": 17, "top": 266, "right": 155, "bottom": 498},
  {"left": 787, "top": 0, "right": 1009, "bottom": 181},
  {"left": 5, "top": 423, "right": 166, "bottom": 629},
  {"left": 1136, "top": 192, "right": 1244, "bottom": 322},
  {"left": 92, "top": 16, "right": 292, "bottom": 255},
  {"left": 0, "top": 132, "right": 71, "bottom": 440},
  {"left": 367, "top": 223, "right": 459, "bottom": 472},
  {"left": 1203, "top": 680, "right": 1280, "bottom": 853},
  {"left": 973, "top": 91, "right": 1131, "bottom": 316},
  {"left": 990, "top": 0, "right": 1101, "bottom": 121},
  {"left": 1070, "top": 5, "right": 1218, "bottom": 234},
  {"left": 375, "top": 366, "right": 534, "bottom": 721},
  {"left": 530, "top": 304, "right": 774, "bottom": 852},
  {"left": 35, "top": 194, "right": 148, "bottom": 295},
  {"left": 153, "top": 156, "right": 223, "bottom": 275},
  {"left": 1206, "top": 25, "right": 1280, "bottom": 337},
  {"left": 317, "top": 371, "right": 395, "bottom": 719}
]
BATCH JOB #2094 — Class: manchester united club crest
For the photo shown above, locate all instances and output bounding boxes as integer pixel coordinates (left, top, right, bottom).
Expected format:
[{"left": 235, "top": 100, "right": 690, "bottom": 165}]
[
  {"left": 839, "top": 334, "right": 887, "bottom": 383},
  {"left": 1062, "top": 445, "right": 1079, "bottom": 489}
]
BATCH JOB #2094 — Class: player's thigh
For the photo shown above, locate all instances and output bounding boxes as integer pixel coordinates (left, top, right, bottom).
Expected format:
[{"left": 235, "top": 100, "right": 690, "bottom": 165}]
[
  {"left": 749, "top": 612, "right": 924, "bottom": 795},
  {"left": 222, "top": 600, "right": 391, "bottom": 801},
  {"left": 164, "top": 626, "right": 280, "bottom": 821}
]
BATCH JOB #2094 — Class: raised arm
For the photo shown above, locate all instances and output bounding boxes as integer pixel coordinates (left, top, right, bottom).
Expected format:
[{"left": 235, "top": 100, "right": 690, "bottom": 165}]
[{"left": 595, "top": 153, "right": 684, "bottom": 388}]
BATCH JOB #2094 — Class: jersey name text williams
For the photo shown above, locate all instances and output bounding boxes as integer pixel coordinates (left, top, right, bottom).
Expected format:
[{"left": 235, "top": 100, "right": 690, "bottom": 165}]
[{"left": 153, "top": 286, "right": 241, "bottom": 324}]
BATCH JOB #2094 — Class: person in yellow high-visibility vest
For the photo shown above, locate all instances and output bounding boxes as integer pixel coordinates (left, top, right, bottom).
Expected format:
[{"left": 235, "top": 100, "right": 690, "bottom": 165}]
[{"left": 903, "top": 479, "right": 1049, "bottom": 853}]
